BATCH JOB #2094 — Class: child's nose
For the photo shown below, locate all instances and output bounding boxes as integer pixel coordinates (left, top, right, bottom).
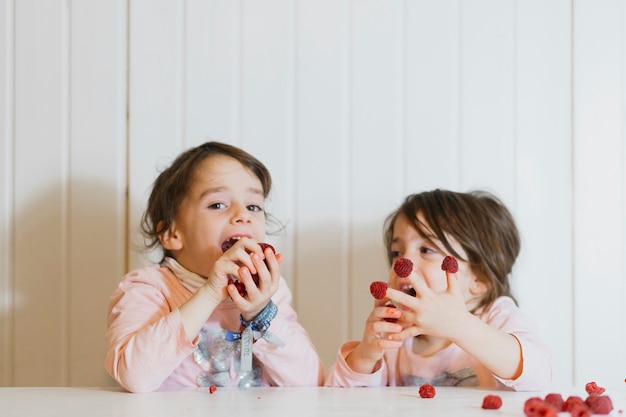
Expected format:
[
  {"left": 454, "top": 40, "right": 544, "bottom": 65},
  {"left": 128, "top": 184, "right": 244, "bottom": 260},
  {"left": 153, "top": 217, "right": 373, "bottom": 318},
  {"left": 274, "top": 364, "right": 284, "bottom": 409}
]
[{"left": 230, "top": 204, "right": 252, "bottom": 223}]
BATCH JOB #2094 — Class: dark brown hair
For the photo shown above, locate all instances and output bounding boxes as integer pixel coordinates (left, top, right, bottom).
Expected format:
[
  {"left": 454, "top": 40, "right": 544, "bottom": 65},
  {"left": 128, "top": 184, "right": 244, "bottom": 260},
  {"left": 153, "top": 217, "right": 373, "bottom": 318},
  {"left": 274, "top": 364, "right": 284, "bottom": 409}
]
[
  {"left": 383, "top": 189, "right": 520, "bottom": 309},
  {"left": 140, "top": 141, "right": 276, "bottom": 261}
]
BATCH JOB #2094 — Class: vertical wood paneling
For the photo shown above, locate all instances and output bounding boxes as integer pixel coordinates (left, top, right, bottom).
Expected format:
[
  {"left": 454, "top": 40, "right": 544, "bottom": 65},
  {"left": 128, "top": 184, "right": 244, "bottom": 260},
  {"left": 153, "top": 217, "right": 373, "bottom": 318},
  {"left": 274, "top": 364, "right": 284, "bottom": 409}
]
[
  {"left": 514, "top": 0, "right": 572, "bottom": 388},
  {"left": 349, "top": 0, "right": 406, "bottom": 343},
  {"left": 68, "top": 0, "right": 127, "bottom": 386},
  {"left": 185, "top": 0, "right": 239, "bottom": 144},
  {"left": 128, "top": 0, "right": 184, "bottom": 269},
  {"left": 0, "top": 0, "right": 14, "bottom": 387},
  {"left": 573, "top": 0, "right": 625, "bottom": 386},
  {"left": 459, "top": 0, "right": 516, "bottom": 204},
  {"left": 13, "top": 0, "right": 68, "bottom": 386},
  {"left": 2, "top": 0, "right": 626, "bottom": 389},
  {"left": 405, "top": 0, "right": 461, "bottom": 192},
  {"left": 294, "top": 0, "right": 350, "bottom": 368}
]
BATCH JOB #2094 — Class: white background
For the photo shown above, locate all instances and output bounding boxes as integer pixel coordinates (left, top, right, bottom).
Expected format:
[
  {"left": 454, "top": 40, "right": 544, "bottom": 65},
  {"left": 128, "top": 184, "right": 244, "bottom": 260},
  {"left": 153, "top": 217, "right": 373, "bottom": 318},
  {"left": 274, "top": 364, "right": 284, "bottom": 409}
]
[{"left": 0, "top": 0, "right": 624, "bottom": 389}]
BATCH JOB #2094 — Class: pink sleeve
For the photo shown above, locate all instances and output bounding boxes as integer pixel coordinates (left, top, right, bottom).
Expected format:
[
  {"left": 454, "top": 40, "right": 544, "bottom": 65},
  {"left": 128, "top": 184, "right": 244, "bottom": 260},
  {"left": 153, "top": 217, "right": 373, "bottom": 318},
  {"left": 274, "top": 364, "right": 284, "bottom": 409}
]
[
  {"left": 485, "top": 298, "right": 554, "bottom": 391},
  {"left": 105, "top": 268, "right": 196, "bottom": 393},
  {"left": 252, "top": 279, "right": 324, "bottom": 386},
  {"left": 323, "top": 341, "right": 390, "bottom": 387}
]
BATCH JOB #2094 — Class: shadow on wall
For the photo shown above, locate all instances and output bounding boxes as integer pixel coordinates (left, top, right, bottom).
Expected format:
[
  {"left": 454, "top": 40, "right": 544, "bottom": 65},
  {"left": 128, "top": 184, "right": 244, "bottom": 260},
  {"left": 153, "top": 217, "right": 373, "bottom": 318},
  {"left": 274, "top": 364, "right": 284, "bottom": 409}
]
[
  {"left": 8, "top": 179, "right": 123, "bottom": 387},
  {"left": 292, "top": 220, "right": 389, "bottom": 371}
]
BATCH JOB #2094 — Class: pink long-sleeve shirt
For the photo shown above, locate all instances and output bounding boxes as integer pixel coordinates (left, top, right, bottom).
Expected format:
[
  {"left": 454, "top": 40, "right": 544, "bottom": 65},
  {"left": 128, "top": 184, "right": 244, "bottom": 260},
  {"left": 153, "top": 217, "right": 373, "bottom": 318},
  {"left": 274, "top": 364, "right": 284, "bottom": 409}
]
[
  {"left": 324, "top": 296, "right": 553, "bottom": 391},
  {"left": 105, "top": 264, "right": 324, "bottom": 392}
]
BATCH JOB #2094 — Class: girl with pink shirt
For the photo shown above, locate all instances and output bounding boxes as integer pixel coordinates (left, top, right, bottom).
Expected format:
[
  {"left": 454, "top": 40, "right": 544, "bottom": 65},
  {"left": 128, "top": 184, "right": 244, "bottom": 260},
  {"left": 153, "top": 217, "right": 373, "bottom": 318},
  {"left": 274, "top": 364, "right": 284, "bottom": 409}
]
[
  {"left": 325, "top": 189, "right": 553, "bottom": 391},
  {"left": 105, "top": 141, "right": 323, "bottom": 392}
]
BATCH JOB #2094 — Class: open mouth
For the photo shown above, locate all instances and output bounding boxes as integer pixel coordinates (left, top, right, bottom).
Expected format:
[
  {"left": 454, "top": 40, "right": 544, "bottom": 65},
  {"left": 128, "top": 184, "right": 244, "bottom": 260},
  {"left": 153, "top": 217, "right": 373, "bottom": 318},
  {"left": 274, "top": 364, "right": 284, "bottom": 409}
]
[
  {"left": 401, "top": 284, "right": 416, "bottom": 297},
  {"left": 221, "top": 236, "right": 242, "bottom": 253}
]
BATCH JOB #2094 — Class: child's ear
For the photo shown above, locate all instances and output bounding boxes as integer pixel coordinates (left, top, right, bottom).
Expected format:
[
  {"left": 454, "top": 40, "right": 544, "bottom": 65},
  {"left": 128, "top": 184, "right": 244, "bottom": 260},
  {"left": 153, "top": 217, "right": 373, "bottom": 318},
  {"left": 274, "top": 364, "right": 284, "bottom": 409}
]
[
  {"left": 470, "top": 279, "right": 488, "bottom": 296},
  {"left": 158, "top": 221, "right": 183, "bottom": 251}
]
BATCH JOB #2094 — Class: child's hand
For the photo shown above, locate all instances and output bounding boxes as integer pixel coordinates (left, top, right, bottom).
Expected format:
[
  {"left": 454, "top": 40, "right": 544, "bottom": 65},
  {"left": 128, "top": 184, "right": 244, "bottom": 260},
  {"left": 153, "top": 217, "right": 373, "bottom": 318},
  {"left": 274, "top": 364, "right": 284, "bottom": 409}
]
[
  {"left": 345, "top": 298, "right": 403, "bottom": 374},
  {"left": 385, "top": 268, "right": 469, "bottom": 341},
  {"left": 228, "top": 243, "right": 281, "bottom": 321}
]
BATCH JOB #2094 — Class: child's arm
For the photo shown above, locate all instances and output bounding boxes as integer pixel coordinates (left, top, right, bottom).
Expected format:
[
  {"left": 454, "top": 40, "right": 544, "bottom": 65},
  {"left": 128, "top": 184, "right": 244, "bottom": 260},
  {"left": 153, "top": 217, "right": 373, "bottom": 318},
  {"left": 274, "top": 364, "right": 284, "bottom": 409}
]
[{"left": 105, "top": 268, "right": 199, "bottom": 393}]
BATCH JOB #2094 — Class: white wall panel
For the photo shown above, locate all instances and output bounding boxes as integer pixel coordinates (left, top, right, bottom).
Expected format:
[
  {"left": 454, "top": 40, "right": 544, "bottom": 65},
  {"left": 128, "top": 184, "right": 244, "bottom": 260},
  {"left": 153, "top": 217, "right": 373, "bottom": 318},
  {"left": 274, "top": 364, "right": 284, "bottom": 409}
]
[
  {"left": 514, "top": 0, "right": 572, "bottom": 388},
  {"left": 573, "top": 0, "right": 625, "bottom": 387},
  {"left": 460, "top": 0, "right": 516, "bottom": 204},
  {"left": 405, "top": 0, "right": 461, "bottom": 192},
  {"left": 185, "top": 0, "right": 239, "bottom": 144},
  {"left": 348, "top": 0, "right": 406, "bottom": 345},
  {"left": 13, "top": 0, "right": 68, "bottom": 386},
  {"left": 294, "top": 0, "right": 350, "bottom": 367},
  {"left": 68, "top": 0, "right": 127, "bottom": 386},
  {"left": 0, "top": 0, "right": 14, "bottom": 387}
]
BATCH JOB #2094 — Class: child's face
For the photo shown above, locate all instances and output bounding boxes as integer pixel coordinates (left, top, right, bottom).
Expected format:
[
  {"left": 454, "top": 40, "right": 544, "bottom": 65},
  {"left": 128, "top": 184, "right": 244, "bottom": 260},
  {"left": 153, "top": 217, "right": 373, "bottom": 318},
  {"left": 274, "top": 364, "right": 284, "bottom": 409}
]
[
  {"left": 389, "top": 213, "right": 485, "bottom": 308},
  {"left": 163, "top": 154, "right": 267, "bottom": 277}
]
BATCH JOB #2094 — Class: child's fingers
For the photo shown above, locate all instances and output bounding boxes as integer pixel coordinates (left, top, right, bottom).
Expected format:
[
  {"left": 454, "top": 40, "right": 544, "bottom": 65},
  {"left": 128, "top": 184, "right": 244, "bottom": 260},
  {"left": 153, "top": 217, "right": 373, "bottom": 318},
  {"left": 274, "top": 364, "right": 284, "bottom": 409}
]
[
  {"left": 407, "top": 273, "right": 430, "bottom": 298},
  {"left": 445, "top": 270, "right": 460, "bottom": 294}
]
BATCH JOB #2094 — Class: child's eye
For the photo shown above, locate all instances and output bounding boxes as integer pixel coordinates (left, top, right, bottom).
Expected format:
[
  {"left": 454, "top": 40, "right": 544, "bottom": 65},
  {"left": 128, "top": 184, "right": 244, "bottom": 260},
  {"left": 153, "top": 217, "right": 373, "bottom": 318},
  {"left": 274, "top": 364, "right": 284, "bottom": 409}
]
[
  {"left": 247, "top": 204, "right": 263, "bottom": 212},
  {"left": 208, "top": 202, "right": 226, "bottom": 210},
  {"left": 390, "top": 250, "right": 401, "bottom": 258},
  {"left": 420, "top": 246, "right": 437, "bottom": 255}
]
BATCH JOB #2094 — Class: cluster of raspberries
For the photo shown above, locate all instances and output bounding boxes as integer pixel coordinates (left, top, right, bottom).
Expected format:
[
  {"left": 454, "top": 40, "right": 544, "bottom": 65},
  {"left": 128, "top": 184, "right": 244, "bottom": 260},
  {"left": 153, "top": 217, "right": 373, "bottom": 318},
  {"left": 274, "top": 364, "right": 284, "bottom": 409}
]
[
  {"left": 522, "top": 381, "right": 613, "bottom": 416},
  {"left": 417, "top": 381, "right": 615, "bottom": 415},
  {"left": 222, "top": 241, "right": 275, "bottom": 297}
]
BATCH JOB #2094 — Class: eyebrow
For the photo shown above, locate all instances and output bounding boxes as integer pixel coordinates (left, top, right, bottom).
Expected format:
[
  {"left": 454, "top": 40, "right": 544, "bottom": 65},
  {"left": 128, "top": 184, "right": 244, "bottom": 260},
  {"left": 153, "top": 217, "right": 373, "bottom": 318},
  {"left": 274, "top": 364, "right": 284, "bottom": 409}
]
[{"left": 198, "top": 186, "right": 264, "bottom": 199}]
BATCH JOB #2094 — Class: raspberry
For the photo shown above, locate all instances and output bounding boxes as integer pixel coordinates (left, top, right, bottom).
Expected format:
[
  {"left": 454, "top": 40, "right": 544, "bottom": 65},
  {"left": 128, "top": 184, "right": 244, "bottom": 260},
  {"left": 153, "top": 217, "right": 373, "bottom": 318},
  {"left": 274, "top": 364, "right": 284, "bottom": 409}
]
[
  {"left": 570, "top": 404, "right": 591, "bottom": 417},
  {"left": 544, "top": 393, "right": 564, "bottom": 410},
  {"left": 585, "top": 395, "right": 613, "bottom": 415},
  {"left": 418, "top": 383, "right": 436, "bottom": 398},
  {"left": 441, "top": 255, "right": 458, "bottom": 273},
  {"left": 481, "top": 394, "right": 502, "bottom": 409},
  {"left": 251, "top": 242, "right": 276, "bottom": 285},
  {"left": 369, "top": 281, "right": 388, "bottom": 300},
  {"left": 209, "top": 384, "right": 217, "bottom": 394},
  {"left": 563, "top": 396, "right": 585, "bottom": 412},
  {"left": 585, "top": 381, "right": 606, "bottom": 395},
  {"left": 524, "top": 397, "right": 558, "bottom": 417},
  {"left": 224, "top": 240, "right": 276, "bottom": 297},
  {"left": 393, "top": 258, "right": 413, "bottom": 277}
]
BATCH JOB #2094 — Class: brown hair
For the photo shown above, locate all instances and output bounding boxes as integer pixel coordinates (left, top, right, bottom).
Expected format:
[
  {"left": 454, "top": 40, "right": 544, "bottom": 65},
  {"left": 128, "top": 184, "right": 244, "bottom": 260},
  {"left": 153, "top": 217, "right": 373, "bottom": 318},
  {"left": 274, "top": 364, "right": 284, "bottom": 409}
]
[
  {"left": 383, "top": 189, "right": 520, "bottom": 309},
  {"left": 140, "top": 141, "right": 276, "bottom": 261}
]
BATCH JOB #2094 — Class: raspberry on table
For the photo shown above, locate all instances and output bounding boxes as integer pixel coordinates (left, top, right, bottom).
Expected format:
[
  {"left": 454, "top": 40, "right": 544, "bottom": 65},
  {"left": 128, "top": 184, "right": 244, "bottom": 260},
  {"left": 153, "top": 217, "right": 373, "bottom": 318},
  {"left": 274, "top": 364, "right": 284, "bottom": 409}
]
[
  {"left": 209, "top": 384, "right": 217, "bottom": 394},
  {"left": 441, "top": 255, "right": 458, "bottom": 273},
  {"left": 481, "top": 394, "right": 502, "bottom": 409},
  {"left": 570, "top": 404, "right": 591, "bottom": 417},
  {"left": 393, "top": 258, "right": 413, "bottom": 278},
  {"left": 524, "top": 397, "right": 558, "bottom": 417},
  {"left": 585, "top": 381, "right": 606, "bottom": 395},
  {"left": 585, "top": 395, "right": 613, "bottom": 415},
  {"left": 544, "top": 393, "right": 564, "bottom": 411},
  {"left": 418, "top": 383, "right": 436, "bottom": 398},
  {"left": 369, "top": 281, "right": 388, "bottom": 300},
  {"left": 563, "top": 396, "right": 585, "bottom": 412}
]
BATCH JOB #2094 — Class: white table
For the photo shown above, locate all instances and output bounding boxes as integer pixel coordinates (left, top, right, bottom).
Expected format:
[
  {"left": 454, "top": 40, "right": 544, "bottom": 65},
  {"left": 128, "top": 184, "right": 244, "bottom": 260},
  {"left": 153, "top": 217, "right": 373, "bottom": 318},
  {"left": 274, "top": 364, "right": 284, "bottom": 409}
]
[{"left": 1, "top": 386, "right": 624, "bottom": 417}]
